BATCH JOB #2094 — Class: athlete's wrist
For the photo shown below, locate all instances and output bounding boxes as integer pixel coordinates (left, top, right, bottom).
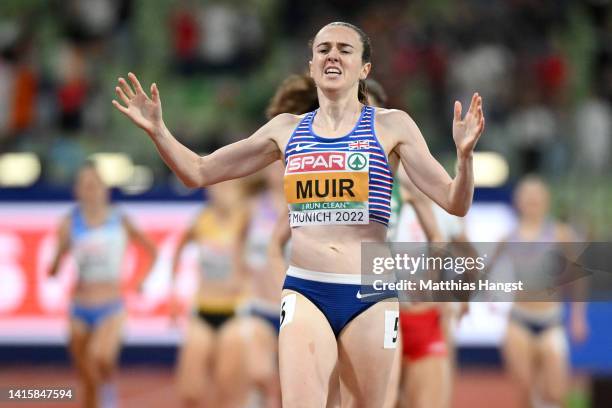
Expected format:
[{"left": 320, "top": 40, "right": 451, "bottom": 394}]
[
  {"left": 148, "top": 121, "right": 169, "bottom": 141},
  {"left": 455, "top": 148, "right": 473, "bottom": 161}
]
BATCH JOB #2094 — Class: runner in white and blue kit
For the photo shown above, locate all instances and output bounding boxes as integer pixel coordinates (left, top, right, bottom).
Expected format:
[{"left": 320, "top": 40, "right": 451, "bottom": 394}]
[{"left": 48, "top": 163, "right": 157, "bottom": 408}]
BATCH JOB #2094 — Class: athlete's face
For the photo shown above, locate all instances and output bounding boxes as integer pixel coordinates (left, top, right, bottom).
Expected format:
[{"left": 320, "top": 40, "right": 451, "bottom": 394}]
[
  {"left": 309, "top": 25, "right": 371, "bottom": 96},
  {"left": 75, "top": 167, "right": 109, "bottom": 207},
  {"left": 515, "top": 180, "right": 550, "bottom": 220}
]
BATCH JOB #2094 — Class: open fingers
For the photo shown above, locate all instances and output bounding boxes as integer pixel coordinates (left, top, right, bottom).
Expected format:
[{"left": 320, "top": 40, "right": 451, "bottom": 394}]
[
  {"left": 151, "top": 83, "right": 159, "bottom": 104},
  {"left": 115, "top": 86, "right": 130, "bottom": 105},
  {"left": 454, "top": 101, "right": 462, "bottom": 122},
  {"left": 468, "top": 94, "right": 484, "bottom": 124},
  {"left": 467, "top": 92, "right": 479, "bottom": 115},
  {"left": 112, "top": 99, "right": 129, "bottom": 115},
  {"left": 128, "top": 72, "right": 145, "bottom": 95},
  {"left": 118, "top": 77, "right": 134, "bottom": 98},
  {"left": 473, "top": 102, "right": 482, "bottom": 121},
  {"left": 474, "top": 106, "right": 485, "bottom": 138},
  {"left": 479, "top": 110, "right": 485, "bottom": 133}
]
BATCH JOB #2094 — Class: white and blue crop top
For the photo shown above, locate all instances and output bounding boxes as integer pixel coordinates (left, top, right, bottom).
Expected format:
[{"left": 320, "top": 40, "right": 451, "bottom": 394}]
[{"left": 70, "top": 206, "right": 127, "bottom": 283}]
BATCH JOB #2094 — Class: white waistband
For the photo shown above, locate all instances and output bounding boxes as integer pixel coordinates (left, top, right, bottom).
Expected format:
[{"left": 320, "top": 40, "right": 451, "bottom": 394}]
[{"left": 286, "top": 265, "right": 363, "bottom": 285}]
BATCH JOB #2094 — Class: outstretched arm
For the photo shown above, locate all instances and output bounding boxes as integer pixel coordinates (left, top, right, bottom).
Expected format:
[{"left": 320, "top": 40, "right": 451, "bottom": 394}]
[
  {"left": 112, "top": 73, "right": 286, "bottom": 188},
  {"left": 168, "top": 223, "right": 196, "bottom": 322},
  {"left": 171, "top": 224, "right": 196, "bottom": 283},
  {"left": 48, "top": 217, "right": 71, "bottom": 277},
  {"left": 123, "top": 216, "right": 158, "bottom": 288},
  {"left": 556, "top": 224, "right": 588, "bottom": 343},
  {"left": 388, "top": 93, "right": 484, "bottom": 216}
]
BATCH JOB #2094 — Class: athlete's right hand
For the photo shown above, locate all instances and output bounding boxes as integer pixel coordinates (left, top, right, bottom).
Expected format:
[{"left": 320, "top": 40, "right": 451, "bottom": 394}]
[{"left": 112, "top": 72, "right": 163, "bottom": 136}]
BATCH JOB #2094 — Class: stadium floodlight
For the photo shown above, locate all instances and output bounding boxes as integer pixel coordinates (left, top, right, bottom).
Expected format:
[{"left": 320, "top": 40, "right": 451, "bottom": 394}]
[
  {"left": 0, "top": 153, "right": 41, "bottom": 187},
  {"left": 120, "top": 165, "right": 154, "bottom": 195},
  {"left": 472, "top": 152, "right": 509, "bottom": 187},
  {"left": 89, "top": 153, "right": 134, "bottom": 187}
]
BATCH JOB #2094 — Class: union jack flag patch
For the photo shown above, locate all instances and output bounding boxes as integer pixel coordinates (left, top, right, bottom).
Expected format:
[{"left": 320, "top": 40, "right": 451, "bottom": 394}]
[{"left": 348, "top": 140, "right": 370, "bottom": 150}]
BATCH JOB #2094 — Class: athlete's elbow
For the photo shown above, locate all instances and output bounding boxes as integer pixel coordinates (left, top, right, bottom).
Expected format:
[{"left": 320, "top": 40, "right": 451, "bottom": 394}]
[
  {"left": 444, "top": 190, "right": 471, "bottom": 216},
  {"left": 446, "top": 202, "right": 469, "bottom": 217},
  {"left": 179, "top": 172, "right": 202, "bottom": 189},
  {"left": 452, "top": 207, "right": 469, "bottom": 217},
  {"left": 181, "top": 178, "right": 200, "bottom": 189},
  {"left": 182, "top": 157, "right": 206, "bottom": 188}
]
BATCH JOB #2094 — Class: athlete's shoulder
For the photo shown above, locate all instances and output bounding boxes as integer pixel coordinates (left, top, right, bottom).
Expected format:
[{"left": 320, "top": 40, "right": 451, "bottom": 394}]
[
  {"left": 266, "top": 112, "right": 304, "bottom": 129},
  {"left": 554, "top": 222, "right": 578, "bottom": 242},
  {"left": 373, "top": 108, "right": 420, "bottom": 146},
  {"left": 374, "top": 108, "right": 414, "bottom": 128},
  {"left": 255, "top": 113, "right": 304, "bottom": 146},
  {"left": 68, "top": 205, "right": 83, "bottom": 228}
]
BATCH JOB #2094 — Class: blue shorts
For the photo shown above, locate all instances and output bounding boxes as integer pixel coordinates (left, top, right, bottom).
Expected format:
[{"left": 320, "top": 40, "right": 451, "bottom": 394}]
[
  {"left": 510, "top": 306, "right": 562, "bottom": 336},
  {"left": 239, "top": 300, "right": 280, "bottom": 334},
  {"left": 71, "top": 300, "right": 123, "bottom": 329},
  {"left": 282, "top": 266, "right": 397, "bottom": 337}
]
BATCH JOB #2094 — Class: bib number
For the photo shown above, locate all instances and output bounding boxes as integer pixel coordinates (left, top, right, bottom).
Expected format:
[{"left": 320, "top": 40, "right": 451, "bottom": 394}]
[{"left": 384, "top": 310, "right": 400, "bottom": 349}]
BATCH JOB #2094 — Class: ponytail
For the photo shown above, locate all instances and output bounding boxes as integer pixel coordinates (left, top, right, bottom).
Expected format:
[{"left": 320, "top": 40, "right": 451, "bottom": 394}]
[{"left": 358, "top": 79, "right": 369, "bottom": 105}]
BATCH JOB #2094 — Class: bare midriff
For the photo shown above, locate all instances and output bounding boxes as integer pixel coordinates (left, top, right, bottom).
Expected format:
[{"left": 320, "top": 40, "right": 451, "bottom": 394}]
[
  {"left": 289, "top": 222, "right": 387, "bottom": 274},
  {"left": 73, "top": 281, "right": 121, "bottom": 305}
]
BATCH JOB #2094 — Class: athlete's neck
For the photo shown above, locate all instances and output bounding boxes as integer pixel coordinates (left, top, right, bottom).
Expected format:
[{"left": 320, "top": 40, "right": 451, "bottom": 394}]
[
  {"left": 518, "top": 216, "right": 547, "bottom": 236},
  {"left": 210, "top": 204, "right": 232, "bottom": 219},
  {"left": 81, "top": 203, "right": 109, "bottom": 224},
  {"left": 316, "top": 89, "right": 362, "bottom": 133}
]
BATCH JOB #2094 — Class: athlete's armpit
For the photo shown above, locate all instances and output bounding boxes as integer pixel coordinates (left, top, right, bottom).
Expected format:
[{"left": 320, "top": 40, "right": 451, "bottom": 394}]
[
  {"left": 197, "top": 113, "right": 298, "bottom": 187},
  {"left": 377, "top": 110, "right": 454, "bottom": 212}
]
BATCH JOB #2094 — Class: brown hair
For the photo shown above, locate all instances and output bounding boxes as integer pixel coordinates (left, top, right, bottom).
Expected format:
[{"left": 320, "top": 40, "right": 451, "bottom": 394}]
[
  {"left": 309, "top": 22, "right": 372, "bottom": 105},
  {"left": 364, "top": 78, "right": 387, "bottom": 107},
  {"left": 266, "top": 73, "right": 318, "bottom": 119},
  {"left": 242, "top": 74, "right": 320, "bottom": 196}
]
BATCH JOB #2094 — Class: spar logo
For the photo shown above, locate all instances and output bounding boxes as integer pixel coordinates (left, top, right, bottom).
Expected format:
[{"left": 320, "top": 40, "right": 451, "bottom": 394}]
[
  {"left": 286, "top": 152, "right": 346, "bottom": 173},
  {"left": 347, "top": 153, "right": 367, "bottom": 170}
]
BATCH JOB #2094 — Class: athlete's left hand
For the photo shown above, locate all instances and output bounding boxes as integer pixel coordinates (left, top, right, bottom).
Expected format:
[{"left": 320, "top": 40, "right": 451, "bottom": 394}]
[{"left": 453, "top": 92, "right": 485, "bottom": 158}]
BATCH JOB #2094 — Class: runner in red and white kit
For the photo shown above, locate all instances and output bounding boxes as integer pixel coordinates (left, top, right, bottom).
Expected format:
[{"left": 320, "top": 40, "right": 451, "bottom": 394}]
[{"left": 393, "top": 169, "right": 469, "bottom": 408}]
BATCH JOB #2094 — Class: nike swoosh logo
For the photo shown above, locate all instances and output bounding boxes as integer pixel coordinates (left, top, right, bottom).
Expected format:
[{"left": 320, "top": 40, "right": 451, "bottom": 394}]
[
  {"left": 356, "top": 290, "right": 379, "bottom": 299},
  {"left": 295, "top": 143, "right": 318, "bottom": 152}
]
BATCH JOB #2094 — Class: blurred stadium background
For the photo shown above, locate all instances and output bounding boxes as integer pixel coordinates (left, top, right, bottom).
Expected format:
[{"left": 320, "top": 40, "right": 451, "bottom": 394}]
[{"left": 0, "top": 0, "right": 610, "bottom": 407}]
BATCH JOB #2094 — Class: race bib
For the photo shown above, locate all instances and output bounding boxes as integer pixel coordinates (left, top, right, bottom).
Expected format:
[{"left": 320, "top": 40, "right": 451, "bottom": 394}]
[
  {"left": 284, "top": 151, "right": 369, "bottom": 226},
  {"left": 384, "top": 310, "right": 400, "bottom": 349}
]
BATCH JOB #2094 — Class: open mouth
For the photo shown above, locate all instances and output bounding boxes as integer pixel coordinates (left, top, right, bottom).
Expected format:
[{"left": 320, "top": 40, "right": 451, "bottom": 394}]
[{"left": 324, "top": 67, "right": 342, "bottom": 77}]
